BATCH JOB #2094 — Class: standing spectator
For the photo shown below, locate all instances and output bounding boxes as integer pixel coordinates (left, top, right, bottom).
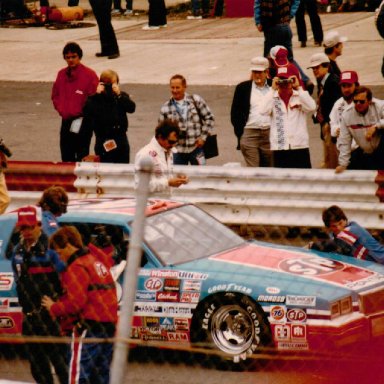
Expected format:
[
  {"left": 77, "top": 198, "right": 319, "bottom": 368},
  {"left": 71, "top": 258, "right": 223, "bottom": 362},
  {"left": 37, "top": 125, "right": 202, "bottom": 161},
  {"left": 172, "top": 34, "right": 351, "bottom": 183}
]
[
  {"left": 336, "top": 86, "right": 384, "bottom": 172},
  {"left": 83, "top": 69, "right": 136, "bottom": 164},
  {"left": 0, "top": 137, "right": 11, "bottom": 214},
  {"left": 375, "top": 0, "right": 384, "bottom": 78},
  {"left": 42, "top": 226, "right": 118, "bottom": 384},
  {"left": 295, "top": 0, "right": 323, "bottom": 47},
  {"left": 159, "top": 74, "right": 215, "bottom": 165},
  {"left": 260, "top": 66, "right": 316, "bottom": 168},
  {"left": 11, "top": 206, "right": 67, "bottom": 384},
  {"left": 310, "top": 205, "right": 384, "bottom": 264},
  {"left": 134, "top": 119, "right": 189, "bottom": 194},
  {"left": 90, "top": 0, "right": 120, "bottom": 58},
  {"left": 112, "top": 0, "right": 133, "bottom": 15},
  {"left": 37, "top": 186, "right": 69, "bottom": 237},
  {"left": 187, "top": 0, "right": 210, "bottom": 19},
  {"left": 142, "top": 0, "right": 167, "bottom": 30},
  {"left": 52, "top": 42, "right": 98, "bottom": 162},
  {"left": 231, "top": 56, "right": 272, "bottom": 167},
  {"left": 323, "top": 30, "right": 347, "bottom": 78},
  {"left": 308, "top": 52, "right": 342, "bottom": 169},
  {"left": 330, "top": 70, "right": 359, "bottom": 140},
  {"left": 338, "top": 0, "right": 358, "bottom": 12}
]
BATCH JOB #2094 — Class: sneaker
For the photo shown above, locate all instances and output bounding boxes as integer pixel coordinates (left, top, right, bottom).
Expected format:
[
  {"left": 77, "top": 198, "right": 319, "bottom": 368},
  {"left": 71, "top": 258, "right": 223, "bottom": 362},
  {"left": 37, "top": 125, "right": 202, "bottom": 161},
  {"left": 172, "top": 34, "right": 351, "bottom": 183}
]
[
  {"left": 142, "top": 25, "right": 160, "bottom": 30},
  {"left": 187, "top": 15, "right": 202, "bottom": 20},
  {"left": 160, "top": 24, "right": 167, "bottom": 28},
  {"left": 111, "top": 9, "right": 121, "bottom": 15},
  {"left": 123, "top": 9, "right": 133, "bottom": 15}
]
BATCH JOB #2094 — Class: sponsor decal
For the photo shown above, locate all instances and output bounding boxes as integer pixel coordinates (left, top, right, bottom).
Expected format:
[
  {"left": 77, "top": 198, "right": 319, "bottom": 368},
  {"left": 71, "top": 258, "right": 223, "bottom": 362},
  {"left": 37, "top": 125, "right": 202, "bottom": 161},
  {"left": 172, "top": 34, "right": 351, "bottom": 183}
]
[
  {"left": 344, "top": 274, "right": 384, "bottom": 290},
  {"left": 144, "top": 278, "right": 163, "bottom": 291},
  {"left": 0, "top": 273, "right": 14, "bottom": 291},
  {"left": 139, "top": 326, "right": 165, "bottom": 336},
  {"left": 0, "top": 317, "right": 14, "bottom": 329},
  {"left": 151, "top": 270, "right": 179, "bottom": 278},
  {"left": 182, "top": 280, "right": 202, "bottom": 291},
  {"left": 134, "top": 304, "right": 162, "bottom": 314},
  {"left": 277, "top": 341, "right": 309, "bottom": 350},
  {"left": 258, "top": 295, "right": 285, "bottom": 303},
  {"left": 131, "top": 326, "right": 139, "bottom": 338},
  {"left": 291, "top": 324, "right": 306, "bottom": 340},
  {"left": 144, "top": 317, "right": 160, "bottom": 327},
  {"left": 160, "top": 317, "right": 175, "bottom": 331},
  {"left": 164, "top": 279, "right": 181, "bottom": 292},
  {"left": 178, "top": 271, "right": 208, "bottom": 280},
  {"left": 279, "top": 258, "right": 344, "bottom": 276},
  {"left": 270, "top": 306, "right": 286, "bottom": 322},
  {"left": 174, "top": 318, "right": 189, "bottom": 331},
  {"left": 94, "top": 261, "right": 109, "bottom": 278},
  {"left": 156, "top": 292, "right": 179, "bottom": 302},
  {"left": 287, "top": 309, "right": 307, "bottom": 323},
  {"left": 140, "top": 333, "right": 168, "bottom": 342},
  {"left": 266, "top": 287, "right": 281, "bottom": 294},
  {"left": 163, "top": 306, "right": 192, "bottom": 315},
  {"left": 274, "top": 325, "right": 290, "bottom": 340},
  {"left": 208, "top": 283, "right": 252, "bottom": 295},
  {"left": 286, "top": 296, "right": 316, "bottom": 307},
  {"left": 167, "top": 332, "right": 189, "bottom": 342},
  {"left": 0, "top": 299, "right": 9, "bottom": 310},
  {"left": 136, "top": 291, "right": 156, "bottom": 301},
  {"left": 180, "top": 292, "right": 200, "bottom": 303}
]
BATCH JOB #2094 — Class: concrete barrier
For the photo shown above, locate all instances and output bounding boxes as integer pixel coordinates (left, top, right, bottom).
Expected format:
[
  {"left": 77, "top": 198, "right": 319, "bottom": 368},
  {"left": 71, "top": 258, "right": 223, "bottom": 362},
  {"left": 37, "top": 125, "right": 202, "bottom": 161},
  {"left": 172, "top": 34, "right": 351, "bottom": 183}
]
[{"left": 5, "top": 161, "right": 384, "bottom": 229}]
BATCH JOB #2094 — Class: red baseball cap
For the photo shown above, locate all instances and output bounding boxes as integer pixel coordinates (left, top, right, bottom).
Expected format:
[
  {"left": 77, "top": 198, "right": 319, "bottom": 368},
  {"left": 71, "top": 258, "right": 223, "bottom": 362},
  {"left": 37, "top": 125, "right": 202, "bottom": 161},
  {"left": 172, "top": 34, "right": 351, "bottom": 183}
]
[
  {"left": 16, "top": 206, "right": 38, "bottom": 227},
  {"left": 339, "top": 71, "right": 358, "bottom": 85},
  {"left": 276, "top": 66, "right": 295, "bottom": 79}
]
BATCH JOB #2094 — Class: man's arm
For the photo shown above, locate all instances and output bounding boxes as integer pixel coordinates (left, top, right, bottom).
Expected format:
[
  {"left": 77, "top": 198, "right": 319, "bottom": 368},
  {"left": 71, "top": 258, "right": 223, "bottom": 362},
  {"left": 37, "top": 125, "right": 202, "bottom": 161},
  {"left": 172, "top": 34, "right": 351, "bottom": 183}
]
[{"left": 335, "top": 114, "right": 353, "bottom": 172}]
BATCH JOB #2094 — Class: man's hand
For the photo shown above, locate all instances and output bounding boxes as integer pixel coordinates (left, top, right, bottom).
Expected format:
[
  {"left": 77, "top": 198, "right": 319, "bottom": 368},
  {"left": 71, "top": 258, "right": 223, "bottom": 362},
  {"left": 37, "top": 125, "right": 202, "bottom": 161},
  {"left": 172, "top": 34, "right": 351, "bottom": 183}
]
[
  {"left": 291, "top": 75, "right": 300, "bottom": 90},
  {"left": 335, "top": 165, "right": 347, "bottom": 174},
  {"left": 272, "top": 77, "right": 279, "bottom": 90},
  {"left": 365, "top": 125, "right": 377, "bottom": 141},
  {"left": 195, "top": 138, "right": 205, "bottom": 148},
  {"left": 96, "top": 83, "right": 105, "bottom": 94},
  {"left": 112, "top": 83, "right": 121, "bottom": 96},
  {"left": 168, "top": 175, "right": 189, "bottom": 188},
  {"left": 41, "top": 295, "right": 54, "bottom": 312},
  {"left": 257, "top": 24, "right": 263, "bottom": 32}
]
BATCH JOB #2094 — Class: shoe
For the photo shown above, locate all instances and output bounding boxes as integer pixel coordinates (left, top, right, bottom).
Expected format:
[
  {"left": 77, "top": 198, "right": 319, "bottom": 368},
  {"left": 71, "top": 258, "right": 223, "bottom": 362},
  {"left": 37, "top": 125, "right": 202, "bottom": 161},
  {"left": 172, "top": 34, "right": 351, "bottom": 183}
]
[
  {"left": 187, "top": 15, "right": 202, "bottom": 19},
  {"left": 111, "top": 9, "right": 121, "bottom": 15},
  {"left": 123, "top": 9, "right": 133, "bottom": 15},
  {"left": 142, "top": 25, "right": 160, "bottom": 30},
  {"left": 300, "top": 41, "right": 306, "bottom": 48},
  {"left": 95, "top": 52, "right": 108, "bottom": 57},
  {"left": 314, "top": 41, "right": 322, "bottom": 47},
  {"left": 108, "top": 53, "right": 120, "bottom": 59},
  {"left": 160, "top": 24, "right": 167, "bottom": 28}
]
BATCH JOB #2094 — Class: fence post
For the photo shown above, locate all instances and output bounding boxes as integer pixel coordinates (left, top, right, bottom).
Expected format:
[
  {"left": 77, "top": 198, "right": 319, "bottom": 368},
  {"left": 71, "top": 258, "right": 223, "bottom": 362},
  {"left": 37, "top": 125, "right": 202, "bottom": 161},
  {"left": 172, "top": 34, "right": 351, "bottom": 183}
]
[{"left": 109, "top": 157, "right": 153, "bottom": 384}]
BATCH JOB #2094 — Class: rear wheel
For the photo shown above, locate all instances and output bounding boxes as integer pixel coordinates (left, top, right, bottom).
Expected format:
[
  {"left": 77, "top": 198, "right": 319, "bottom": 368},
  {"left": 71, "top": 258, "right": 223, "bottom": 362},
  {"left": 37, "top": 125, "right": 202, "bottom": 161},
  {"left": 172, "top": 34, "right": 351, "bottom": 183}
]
[{"left": 191, "top": 293, "right": 272, "bottom": 370}]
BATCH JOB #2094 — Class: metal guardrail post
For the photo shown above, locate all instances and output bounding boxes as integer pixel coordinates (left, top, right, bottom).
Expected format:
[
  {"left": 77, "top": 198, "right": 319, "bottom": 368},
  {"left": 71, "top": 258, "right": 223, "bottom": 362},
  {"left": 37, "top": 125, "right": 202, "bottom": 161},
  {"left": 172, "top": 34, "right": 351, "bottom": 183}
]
[{"left": 109, "top": 157, "right": 153, "bottom": 384}]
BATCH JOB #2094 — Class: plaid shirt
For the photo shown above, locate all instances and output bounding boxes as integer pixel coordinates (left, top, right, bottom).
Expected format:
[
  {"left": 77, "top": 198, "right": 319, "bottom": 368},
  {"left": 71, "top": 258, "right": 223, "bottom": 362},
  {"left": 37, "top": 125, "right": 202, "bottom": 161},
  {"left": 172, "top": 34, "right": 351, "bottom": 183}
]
[{"left": 159, "top": 93, "right": 215, "bottom": 153}]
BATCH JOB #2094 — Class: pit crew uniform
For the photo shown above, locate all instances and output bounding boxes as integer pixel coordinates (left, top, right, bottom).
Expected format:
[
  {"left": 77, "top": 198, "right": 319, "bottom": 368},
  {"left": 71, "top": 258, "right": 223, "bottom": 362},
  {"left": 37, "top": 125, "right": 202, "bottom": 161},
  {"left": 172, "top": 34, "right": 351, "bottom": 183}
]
[{"left": 48, "top": 248, "right": 118, "bottom": 384}]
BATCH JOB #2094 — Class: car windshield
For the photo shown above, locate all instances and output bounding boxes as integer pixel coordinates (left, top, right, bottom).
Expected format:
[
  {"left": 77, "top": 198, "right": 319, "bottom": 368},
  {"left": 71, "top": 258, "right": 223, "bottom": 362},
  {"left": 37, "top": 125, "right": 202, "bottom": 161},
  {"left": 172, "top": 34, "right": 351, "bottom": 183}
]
[{"left": 144, "top": 205, "right": 245, "bottom": 265}]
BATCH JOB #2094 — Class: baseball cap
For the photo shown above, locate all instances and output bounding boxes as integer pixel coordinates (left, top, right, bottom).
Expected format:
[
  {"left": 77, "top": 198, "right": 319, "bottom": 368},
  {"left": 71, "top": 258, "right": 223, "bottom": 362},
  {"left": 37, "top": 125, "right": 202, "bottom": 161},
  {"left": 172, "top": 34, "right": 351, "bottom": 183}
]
[
  {"left": 339, "top": 71, "right": 358, "bottom": 85},
  {"left": 307, "top": 53, "right": 330, "bottom": 68},
  {"left": 323, "top": 31, "right": 348, "bottom": 48},
  {"left": 270, "top": 45, "right": 289, "bottom": 66},
  {"left": 250, "top": 56, "right": 269, "bottom": 71},
  {"left": 276, "top": 66, "right": 295, "bottom": 79},
  {"left": 16, "top": 206, "right": 38, "bottom": 227}
]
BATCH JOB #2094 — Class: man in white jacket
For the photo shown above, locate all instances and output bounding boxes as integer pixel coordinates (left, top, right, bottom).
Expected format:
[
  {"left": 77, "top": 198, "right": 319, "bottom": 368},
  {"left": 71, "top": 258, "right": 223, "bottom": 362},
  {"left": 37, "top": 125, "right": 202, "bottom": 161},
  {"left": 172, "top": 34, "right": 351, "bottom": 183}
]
[
  {"left": 135, "top": 119, "right": 189, "bottom": 195},
  {"left": 260, "top": 66, "right": 316, "bottom": 168}
]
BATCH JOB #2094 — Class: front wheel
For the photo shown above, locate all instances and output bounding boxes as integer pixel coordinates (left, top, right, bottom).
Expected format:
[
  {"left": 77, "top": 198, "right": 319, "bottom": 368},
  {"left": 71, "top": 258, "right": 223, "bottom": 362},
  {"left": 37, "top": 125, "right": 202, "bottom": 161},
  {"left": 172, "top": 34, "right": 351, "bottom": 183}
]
[{"left": 191, "top": 293, "right": 272, "bottom": 370}]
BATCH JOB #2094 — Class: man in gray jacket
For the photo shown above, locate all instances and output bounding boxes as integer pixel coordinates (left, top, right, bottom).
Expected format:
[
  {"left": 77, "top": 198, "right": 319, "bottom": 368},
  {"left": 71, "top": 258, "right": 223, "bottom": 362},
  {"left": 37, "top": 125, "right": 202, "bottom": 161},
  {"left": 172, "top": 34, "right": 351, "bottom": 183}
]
[{"left": 336, "top": 86, "right": 384, "bottom": 173}]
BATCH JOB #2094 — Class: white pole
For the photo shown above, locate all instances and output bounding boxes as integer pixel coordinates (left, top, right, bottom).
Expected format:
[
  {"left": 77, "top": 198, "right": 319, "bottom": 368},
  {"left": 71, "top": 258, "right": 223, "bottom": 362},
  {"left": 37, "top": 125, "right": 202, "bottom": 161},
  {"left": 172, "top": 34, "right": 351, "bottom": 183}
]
[{"left": 109, "top": 157, "right": 153, "bottom": 384}]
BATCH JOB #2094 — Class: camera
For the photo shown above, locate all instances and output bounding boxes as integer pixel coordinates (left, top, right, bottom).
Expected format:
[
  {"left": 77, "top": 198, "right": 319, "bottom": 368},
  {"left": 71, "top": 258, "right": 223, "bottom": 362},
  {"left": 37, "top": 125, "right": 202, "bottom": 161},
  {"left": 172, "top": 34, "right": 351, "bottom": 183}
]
[
  {"left": 103, "top": 83, "right": 113, "bottom": 96},
  {"left": 0, "top": 138, "right": 12, "bottom": 158},
  {"left": 277, "top": 78, "right": 293, "bottom": 85}
]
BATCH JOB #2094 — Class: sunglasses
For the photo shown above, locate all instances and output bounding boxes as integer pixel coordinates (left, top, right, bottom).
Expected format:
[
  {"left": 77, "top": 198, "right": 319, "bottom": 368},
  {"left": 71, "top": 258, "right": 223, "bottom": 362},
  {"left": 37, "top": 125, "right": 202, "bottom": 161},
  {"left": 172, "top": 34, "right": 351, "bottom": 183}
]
[
  {"left": 353, "top": 99, "right": 367, "bottom": 104},
  {"left": 167, "top": 139, "right": 178, "bottom": 145}
]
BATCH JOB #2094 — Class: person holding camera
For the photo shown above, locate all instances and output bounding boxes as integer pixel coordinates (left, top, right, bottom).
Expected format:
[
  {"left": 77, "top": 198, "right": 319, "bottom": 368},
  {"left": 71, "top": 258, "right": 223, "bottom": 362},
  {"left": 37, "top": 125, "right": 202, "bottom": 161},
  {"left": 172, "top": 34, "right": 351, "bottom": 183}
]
[
  {"left": 83, "top": 69, "right": 136, "bottom": 163},
  {"left": 260, "top": 66, "right": 316, "bottom": 168},
  {"left": 0, "top": 138, "right": 11, "bottom": 214}
]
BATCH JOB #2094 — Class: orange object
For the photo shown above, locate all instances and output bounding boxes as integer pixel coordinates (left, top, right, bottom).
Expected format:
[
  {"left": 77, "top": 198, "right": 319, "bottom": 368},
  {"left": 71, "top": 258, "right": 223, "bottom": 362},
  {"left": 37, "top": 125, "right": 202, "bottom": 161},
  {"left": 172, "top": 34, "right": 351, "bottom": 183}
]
[{"left": 48, "top": 6, "right": 84, "bottom": 22}]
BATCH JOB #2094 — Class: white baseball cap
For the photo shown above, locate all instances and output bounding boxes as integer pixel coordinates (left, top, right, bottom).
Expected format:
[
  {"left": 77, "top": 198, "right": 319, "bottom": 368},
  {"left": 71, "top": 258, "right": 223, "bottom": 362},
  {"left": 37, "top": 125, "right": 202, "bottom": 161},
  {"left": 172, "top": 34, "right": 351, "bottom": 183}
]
[
  {"left": 323, "top": 30, "right": 348, "bottom": 48},
  {"left": 308, "top": 52, "right": 330, "bottom": 68},
  {"left": 250, "top": 56, "right": 269, "bottom": 71}
]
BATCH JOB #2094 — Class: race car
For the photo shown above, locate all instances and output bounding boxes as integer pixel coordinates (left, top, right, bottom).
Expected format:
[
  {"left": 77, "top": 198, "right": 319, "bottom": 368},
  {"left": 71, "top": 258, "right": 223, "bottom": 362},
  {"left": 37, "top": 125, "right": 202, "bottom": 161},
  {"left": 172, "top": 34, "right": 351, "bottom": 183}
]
[{"left": 0, "top": 197, "right": 383, "bottom": 368}]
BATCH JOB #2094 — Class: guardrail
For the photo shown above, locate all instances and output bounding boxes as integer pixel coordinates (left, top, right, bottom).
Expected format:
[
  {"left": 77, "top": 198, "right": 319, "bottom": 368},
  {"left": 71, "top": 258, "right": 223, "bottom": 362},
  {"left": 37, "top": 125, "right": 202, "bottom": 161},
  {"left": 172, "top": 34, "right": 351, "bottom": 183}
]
[{"left": 5, "top": 161, "right": 384, "bottom": 229}]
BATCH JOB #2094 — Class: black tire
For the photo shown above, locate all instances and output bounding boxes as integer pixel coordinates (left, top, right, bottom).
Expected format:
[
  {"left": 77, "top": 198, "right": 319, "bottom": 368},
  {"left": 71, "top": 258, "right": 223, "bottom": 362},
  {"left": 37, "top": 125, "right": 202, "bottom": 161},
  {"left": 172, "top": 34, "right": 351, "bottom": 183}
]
[{"left": 191, "top": 293, "right": 273, "bottom": 370}]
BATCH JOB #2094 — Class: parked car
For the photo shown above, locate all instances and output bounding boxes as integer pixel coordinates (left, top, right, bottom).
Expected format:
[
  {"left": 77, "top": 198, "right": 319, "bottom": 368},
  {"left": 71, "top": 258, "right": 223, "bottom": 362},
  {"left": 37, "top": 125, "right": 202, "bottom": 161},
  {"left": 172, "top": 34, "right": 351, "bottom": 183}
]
[{"left": 1, "top": 197, "right": 384, "bottom": 368}]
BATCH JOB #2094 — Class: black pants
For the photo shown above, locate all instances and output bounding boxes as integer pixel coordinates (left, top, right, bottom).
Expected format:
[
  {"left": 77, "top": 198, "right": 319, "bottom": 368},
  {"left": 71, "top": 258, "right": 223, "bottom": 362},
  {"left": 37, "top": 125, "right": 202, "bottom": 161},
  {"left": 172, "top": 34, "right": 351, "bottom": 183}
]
[
  {"left": 23, "top": 316, "right": 68, "bottom": 384},
  {"left": 349, "top": 135, "right": 384, "bottom": 171},
  {"left": 89, "top": 0, "right": 119, "bottom": 55},
  {"left": 148, "top": 0, "right": 167, "bottom": 26},
  {"left": 95, "top": 132, "right": 130, "bottom": 163},
  {"left": 273, "top": 148, "right": 312, "bottom": 169},
  {"left": 60, "top": 118, "right": 92, "bottom": 162},
  {"left": 295, "top": 0, "right": 323, "bottom": 44}
]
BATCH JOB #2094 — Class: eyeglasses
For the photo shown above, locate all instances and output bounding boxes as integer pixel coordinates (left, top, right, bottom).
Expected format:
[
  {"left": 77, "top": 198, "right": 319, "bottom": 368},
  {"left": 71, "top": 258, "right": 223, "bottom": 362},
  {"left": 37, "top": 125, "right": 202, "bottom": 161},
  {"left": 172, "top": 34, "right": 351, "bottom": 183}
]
[
  {"left": 65, "top": 54, "right": 78, "bottom": 60},
  {"left": 167, "top": 139, "right": 178, "bottom": 145},
  {"left": 353, "top": 99, "right": 367, "bottom": 104}
]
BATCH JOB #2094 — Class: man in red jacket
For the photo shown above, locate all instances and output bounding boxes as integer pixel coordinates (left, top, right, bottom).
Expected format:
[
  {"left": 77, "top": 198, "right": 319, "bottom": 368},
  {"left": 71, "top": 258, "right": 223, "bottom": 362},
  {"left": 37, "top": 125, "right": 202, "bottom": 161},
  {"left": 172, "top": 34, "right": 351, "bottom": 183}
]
[
  {"left": 42, "top": 226, "right": 118, "bottom": 384},
  {"left": 52, "top": 42, "right": 98, "bottom": 162}
]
